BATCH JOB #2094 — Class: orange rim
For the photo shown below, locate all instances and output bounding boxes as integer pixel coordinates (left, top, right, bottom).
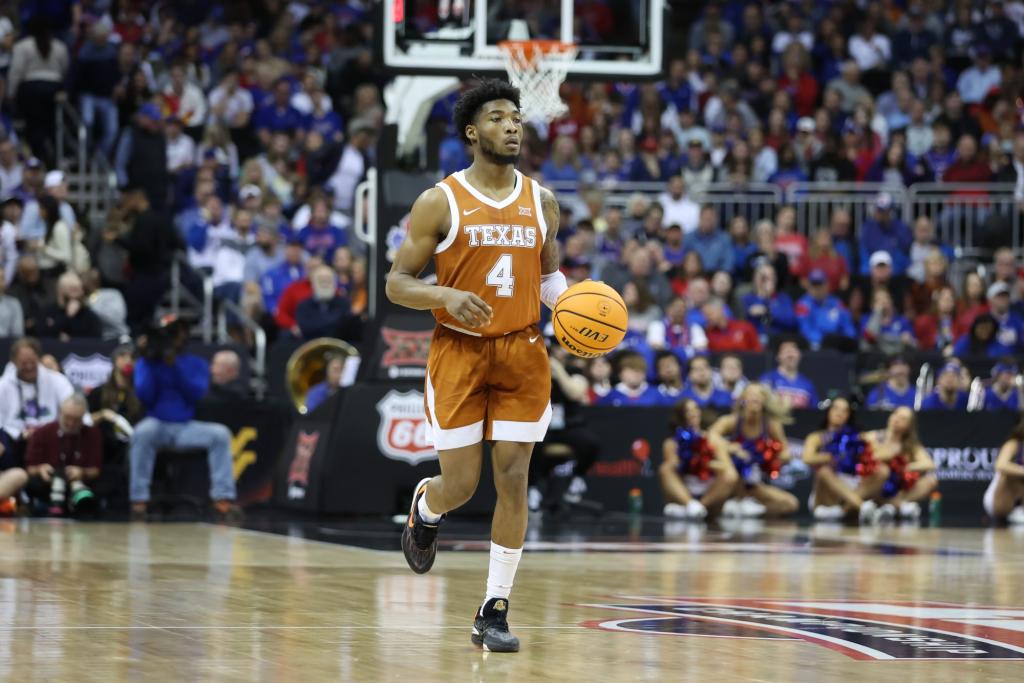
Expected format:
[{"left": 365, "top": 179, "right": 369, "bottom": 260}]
[{"left": 498, "top": 40, "right": 576, "bottom": 68}]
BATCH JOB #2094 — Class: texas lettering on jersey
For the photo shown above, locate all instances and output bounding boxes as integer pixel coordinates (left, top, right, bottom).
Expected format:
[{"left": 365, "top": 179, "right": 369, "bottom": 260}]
[{"left": 463, "top": 224, "right": 538, "bottom": 249}]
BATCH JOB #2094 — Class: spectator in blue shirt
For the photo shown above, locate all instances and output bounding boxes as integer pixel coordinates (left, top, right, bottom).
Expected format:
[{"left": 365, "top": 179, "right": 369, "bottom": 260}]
[
  {"left": 859, "top": 192, "right": 912, "bottom": 276},
  {"left": 920, "top": 363, "right": 969, "bottom": 410},
  {"left": 796, "top": 270, "right": 857, "bottom": 349},
  {"left": 681, "top": 355, "right": 734, "bottom": 411},
  {"left": 305, "top": 354, "right": 345, "bottom": 413},
  {"left": 253, "top": 78, "right": 305, "bottom": 145},
  {"left": 741, "top": 263, "right": 797, "bottom": 340},
  {"left": 261, "top": 238, "right": 305, "bottom": 314},
  {"left": 654, "top": 351, "right": 686, "bottom": 406},
  {"left": 983, "top": 360, "right": 1021, "bottom": 411},
  {"left": 866, "top": 356, "right": 916, "bottom": 410},
  {"left": 860, "top": 289, "right": 917, "bottom": 354},
  {"left": 541, "top": 136, "right": 589, "bottom": 184},
  {"left": 985, "top": 282, "right": 1024, "bottom": 356},
  {"left": 759, "top": 339, "right": 819, "bottom": 409},
  {"left": 128, "top": 317, "right": 238, "bottom": 520},
  {"left": 296, "top": 198, "right": 347, "bottom": 261},
  {"left": 683, "top": 206, "right": 734, "bottom": 274},
  {"left": 953, "top": 312, "right": 1001, "bottom": 358},
  {"left": 598, "top": 352, "right": 662, "bottom": 406}
]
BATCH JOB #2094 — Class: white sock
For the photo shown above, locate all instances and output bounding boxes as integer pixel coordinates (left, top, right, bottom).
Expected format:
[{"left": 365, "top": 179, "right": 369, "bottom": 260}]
[
  {"left": 417, "top": 488, "right": 442, "bottom": 523},
  {"left": 483, "top": 541, "right": 523, "bottom": 606}
]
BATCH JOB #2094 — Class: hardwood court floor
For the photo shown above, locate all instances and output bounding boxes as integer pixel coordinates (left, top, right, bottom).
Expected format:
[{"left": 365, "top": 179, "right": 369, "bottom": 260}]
[{"left": 1, "top": 518, "right": 1023, "bottom": 682}]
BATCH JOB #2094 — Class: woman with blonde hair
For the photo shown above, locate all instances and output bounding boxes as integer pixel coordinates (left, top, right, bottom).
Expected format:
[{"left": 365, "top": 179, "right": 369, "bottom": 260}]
[
  {"left": 866, "top": 407, "right": 938, "bottom": 521},
  {"left": 709, "top": 383, "right": 799, "bottom": 517},
  {"left": 661, "top": 398, "right": 739, "bottom": 519}
]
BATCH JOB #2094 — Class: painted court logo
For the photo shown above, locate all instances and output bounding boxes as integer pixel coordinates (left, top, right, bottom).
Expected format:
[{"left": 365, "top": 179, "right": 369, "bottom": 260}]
[{"left": 581, "top": 598, "right": 1024, "bottom": 660}]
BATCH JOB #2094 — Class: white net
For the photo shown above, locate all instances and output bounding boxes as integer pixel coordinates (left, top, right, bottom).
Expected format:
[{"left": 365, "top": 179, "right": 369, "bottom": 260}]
[{"left": 498, "top": 41, "right": 577, "bottom": 123}]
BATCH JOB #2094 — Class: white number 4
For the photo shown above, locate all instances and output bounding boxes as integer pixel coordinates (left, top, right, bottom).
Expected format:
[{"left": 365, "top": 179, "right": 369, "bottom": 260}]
[{"left": 486, "top": 253, "right": 515, "bottom": 297}]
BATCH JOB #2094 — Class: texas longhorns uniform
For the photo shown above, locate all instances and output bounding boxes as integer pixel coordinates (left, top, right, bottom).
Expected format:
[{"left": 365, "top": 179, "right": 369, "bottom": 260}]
[{"left": 424, "top": 169, "right": 552, "bottom": 450}]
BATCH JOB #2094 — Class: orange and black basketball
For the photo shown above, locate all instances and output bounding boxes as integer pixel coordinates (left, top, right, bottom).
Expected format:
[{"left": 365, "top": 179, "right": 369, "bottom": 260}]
[{"left": 552, "top": 281, "right": 628, "bottom": 358}]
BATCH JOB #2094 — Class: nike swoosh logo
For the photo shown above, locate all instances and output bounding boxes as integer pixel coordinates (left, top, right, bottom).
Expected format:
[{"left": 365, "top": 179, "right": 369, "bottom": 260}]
[
  {"left": 463, "top": 207, "right": 481, "bottom": 216},
  {"left": 529, "top": 335, "right": 539, "bottom": 343}
]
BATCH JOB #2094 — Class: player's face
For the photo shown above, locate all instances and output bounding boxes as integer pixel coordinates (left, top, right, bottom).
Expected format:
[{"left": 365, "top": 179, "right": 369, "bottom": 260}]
[
  {"left": 889, "top": 408, "right": 911, "bottom": 435},
  {"left": 827, "top": 399, "right": 850, "bottom": 429},
  {"left": 470, "top": 100, "right": 523, "bottom": 165},
  {"left": 684, "top": 400, "right": 702, "bottom": 429}
]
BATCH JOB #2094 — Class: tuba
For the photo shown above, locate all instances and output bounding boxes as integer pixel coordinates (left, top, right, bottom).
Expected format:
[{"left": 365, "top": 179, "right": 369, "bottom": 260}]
[{"left": 285, "top": 338, "right": 361, "bottom": 414}]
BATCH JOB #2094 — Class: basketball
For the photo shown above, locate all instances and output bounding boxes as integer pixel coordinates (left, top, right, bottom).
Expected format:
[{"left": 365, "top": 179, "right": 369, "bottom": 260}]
[{"left": 552, "top": 281, "right": 628, "bottom": 358}]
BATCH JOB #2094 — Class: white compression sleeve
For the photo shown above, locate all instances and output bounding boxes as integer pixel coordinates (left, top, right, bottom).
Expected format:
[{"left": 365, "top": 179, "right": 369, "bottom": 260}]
[{"left": 540, "top": 271, "right": 568, "bottom": 310}]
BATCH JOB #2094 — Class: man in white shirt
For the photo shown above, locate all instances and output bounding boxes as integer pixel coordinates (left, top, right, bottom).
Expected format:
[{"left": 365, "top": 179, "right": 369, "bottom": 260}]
[
  {"left": 207, "top": 71, "right": 254, "bottom": 130},
  {"left": 19, "top": 170, "right": 77, "bottom": 242},
  {"left": 0, "top": 138, "right": 23, "bottom": 196},
  {"left": 0, "top": 338, "right": 77, "bottom": 468},
  {"left": 657, "top": 175, "right": 700, "bottom": 234},
  {"left": 165, "top": 117, "right": 196, "bottom": 174},
  {"left": 327, "top": 119, "right": 375, "bottom": 214},
  {"left": 957, "top": 45, "right": 1003, "bottom": 104},
  {"left": 848, "top": 20, "right": 892, "bottom": 72}
]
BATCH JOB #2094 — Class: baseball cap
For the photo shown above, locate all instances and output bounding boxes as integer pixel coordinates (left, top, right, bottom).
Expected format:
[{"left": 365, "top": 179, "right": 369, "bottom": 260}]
[
  {"left": 987, "top": 281, "right": 1010, "bottom": 299},
  {"left": 25, "top": 157, "right": 42, "bottom": 170},
  {"left": 869, "top": 251, "right": 893, "bottom": 269},
  {"left": 938, "top": 363, "right": 960, "bottom": 377},
  {"left": 687, "top": 137, "right": 706, "bottom": 148},
  {"left": 796, "top": 117, "right": 815, "bottom": 133},
  {"left": 239, "top": 184, "right": 262, "bottom": 201},
  {"left": 44, "top": 170, "right": 65, "bottom": 189},
  {"left": 808, "top": 269, "right": 827, "bottom": 284},
  {"left": 992, "top": 361, "right": 1019, "bottom": 377},
  {"left": 875, "top": 192, "right": 894, "bottom": 210}
]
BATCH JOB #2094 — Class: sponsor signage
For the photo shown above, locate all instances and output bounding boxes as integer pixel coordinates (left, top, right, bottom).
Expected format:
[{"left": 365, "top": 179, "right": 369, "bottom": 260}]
[
  {"left": 582, "top": 599, "right": 1024, "bottom": 660},
  {"left": 61, "top": 352, "right": 113, "bottom": 392},
  {"left": 376, "top": 390, "right": 437, "bottom": 465}
]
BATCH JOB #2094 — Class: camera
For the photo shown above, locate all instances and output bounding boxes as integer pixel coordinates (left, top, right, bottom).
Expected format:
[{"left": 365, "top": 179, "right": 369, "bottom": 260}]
[{"left": 142, "top": 315, "right": 188, "bottom": 362}]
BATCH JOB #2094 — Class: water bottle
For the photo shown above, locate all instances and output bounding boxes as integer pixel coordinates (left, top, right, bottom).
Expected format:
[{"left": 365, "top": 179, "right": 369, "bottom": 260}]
[
  {"left": 628, "top": 488, "right": 644, "bottom": 515},
  {"left": 928, "top": 491, "right": 942, "bottom": 527},
  {"left": 50, "top": 476, "right": 66, "bottom": 507}
]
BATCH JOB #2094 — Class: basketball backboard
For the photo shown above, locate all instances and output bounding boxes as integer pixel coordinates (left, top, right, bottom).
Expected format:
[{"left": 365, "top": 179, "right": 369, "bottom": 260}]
[{"left": 381, "top": 0, "right": 663, "bottom": 78}]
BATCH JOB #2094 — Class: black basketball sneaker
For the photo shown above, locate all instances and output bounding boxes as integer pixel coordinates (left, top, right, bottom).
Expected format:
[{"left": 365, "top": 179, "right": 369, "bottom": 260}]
[
  {"left": 471, "top": 598, "right": 520, "bottom": 653},
  {"left": 401, "top": 477, "right": 442, "bottom": 574}
]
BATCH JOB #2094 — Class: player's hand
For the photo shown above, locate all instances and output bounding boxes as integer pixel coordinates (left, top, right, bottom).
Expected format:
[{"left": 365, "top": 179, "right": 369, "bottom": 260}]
[{"left": 444, "top": 289, "right": 493, "bottom": 328}]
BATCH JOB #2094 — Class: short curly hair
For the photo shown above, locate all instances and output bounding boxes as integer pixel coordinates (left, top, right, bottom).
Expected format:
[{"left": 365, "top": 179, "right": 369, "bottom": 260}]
[{"left": 452, "top": 79, "right": 522, "bottom": 145}]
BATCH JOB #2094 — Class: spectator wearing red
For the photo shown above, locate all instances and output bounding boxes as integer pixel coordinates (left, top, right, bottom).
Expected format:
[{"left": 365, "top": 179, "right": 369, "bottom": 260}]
[
  {"left": 796, "top": 228, "right": 848, "bottom": 293},
  {"left": 273, "top": 255, "right": 323, "bottom": 336},
  {"left": 777, "top": 43, "right": 819, "bottom": 118},
  {"left": 703, "top": 299, "right": 762, "bottom": 353},
  {"left": 955, "top": 271, "right": 988, "bottom": 338},
  {"left": 25, "top": 394, "right": 102, "bottom": 516},
  {"left": 773, "top": 205, "right": 807, "bottom": 276},
  {"left": 914, "top": 285, "right": 959, "bottom": 353},
  {"left": 943, "top": 134, "right": 993, "bottom": 186}
]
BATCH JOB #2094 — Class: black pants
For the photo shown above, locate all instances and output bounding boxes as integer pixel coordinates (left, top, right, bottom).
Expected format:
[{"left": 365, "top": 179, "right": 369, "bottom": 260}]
[
  {"left": 529, "top": 426, "right": 600, "bottom": 485},
  {"left": 17, "top": 80, "right": 62, "bottom": 166}
]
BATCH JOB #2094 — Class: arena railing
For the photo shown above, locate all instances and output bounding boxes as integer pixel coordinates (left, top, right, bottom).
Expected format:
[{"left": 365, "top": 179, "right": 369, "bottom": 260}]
[
  {"left": 54, "top": 98, "right": 118, "bottom": 231},
  {"left": 547, "top": 180, "right": 1022, "bottom": 258}
]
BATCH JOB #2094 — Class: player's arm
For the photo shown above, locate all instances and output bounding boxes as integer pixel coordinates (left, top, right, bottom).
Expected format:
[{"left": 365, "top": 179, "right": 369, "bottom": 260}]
[
  {"left": 385, "top": 187, "right": 493, "bottom": 328},
  {"left": 538, "top": 186, "right": 567, "bottom": 310},
  {"left": 802, "top": 431, "right": 831, "bottom": 467},
  {"left": 661, "top": 437, "right": 680, "bottom": 469}
]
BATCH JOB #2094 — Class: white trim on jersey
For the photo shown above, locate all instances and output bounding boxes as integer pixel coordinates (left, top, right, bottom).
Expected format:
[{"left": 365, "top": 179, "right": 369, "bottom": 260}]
[
  {"left": 490, "top": 402, "right": 553, "bottom": 443},
  {"left": 453, "top": 169, "right": 524, "bottom": 209},
  {"left": 434, "top": 182, "right": 461, "bottom": 254},
  {"left": 424, "top": 371, "right": 485, "bottom": 450},
  {"left": 531, "top": 178, "right": 548, "bottom": 244}
]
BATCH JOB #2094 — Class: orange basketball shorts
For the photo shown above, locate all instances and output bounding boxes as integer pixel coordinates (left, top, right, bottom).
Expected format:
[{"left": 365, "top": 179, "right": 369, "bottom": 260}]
[{"left": 424, "top": 324, "right": 552, "bottom": 450}]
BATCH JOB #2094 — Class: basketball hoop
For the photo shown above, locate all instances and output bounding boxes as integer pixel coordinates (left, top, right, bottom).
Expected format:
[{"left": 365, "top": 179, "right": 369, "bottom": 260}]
[{"left": 498, "top": 40, "right": 577, "bottom": 123}]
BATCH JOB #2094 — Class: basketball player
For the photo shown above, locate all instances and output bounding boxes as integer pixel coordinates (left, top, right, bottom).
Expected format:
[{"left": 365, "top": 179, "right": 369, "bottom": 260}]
[{"left": 386, "top": 80, "right": 565, "bottom": 653}]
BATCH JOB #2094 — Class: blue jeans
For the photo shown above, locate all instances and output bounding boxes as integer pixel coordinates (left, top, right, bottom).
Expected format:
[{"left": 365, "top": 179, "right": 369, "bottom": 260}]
[
  {"left": 129, "top": 417, "right": 237, "bottom": 503},
  {"left": 79, "top": 93, "right": 119, "bottom": 157}
]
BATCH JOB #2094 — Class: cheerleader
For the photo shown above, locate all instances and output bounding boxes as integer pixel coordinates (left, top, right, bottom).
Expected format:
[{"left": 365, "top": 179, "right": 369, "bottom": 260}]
[
  {"left": 802, "top": 397, "right": 890, "bottom": 524},
  {"left": 708, "top": 383, "right": 799, "bottom": 517},
  {"left": 660, "top": 398, "right": 739, "bottom": 519},
  {"left": 865, "top": 407, "right": 938, "bottom": 520},
  {"left": 983, "top": 417, "right": 1024, "bottom": 524}
]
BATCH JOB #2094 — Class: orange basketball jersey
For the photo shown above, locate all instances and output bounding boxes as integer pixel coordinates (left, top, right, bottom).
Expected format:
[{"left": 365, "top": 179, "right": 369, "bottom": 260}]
[{"left": 432, "top": 169, "right": 546, "bottom": 337}]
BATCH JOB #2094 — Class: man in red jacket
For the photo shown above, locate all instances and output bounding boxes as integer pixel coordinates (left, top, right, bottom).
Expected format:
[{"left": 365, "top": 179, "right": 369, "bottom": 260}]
[
  {"left": 25, "top": 394, "right": 102, "bottom": 516},
  {"left": 273, "top": 255, "right": 323, "bottom": 335},
  {"left": 703, "top": 299, "right": 763, "bottom": 353}
]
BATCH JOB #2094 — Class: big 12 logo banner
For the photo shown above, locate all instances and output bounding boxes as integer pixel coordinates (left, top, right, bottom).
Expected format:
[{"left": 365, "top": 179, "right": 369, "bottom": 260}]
[{"left": 376, "top": 390, "right": 437, "bottom": 465}]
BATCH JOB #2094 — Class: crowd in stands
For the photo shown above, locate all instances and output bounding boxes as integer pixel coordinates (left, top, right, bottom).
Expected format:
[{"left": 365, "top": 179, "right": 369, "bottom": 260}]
[{"left": 1, "top": 1, "right": 1024, "bottom": 521}]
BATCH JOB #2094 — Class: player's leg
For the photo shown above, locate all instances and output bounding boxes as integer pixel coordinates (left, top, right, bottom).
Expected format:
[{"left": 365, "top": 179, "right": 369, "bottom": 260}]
[
  {"left": 471, "top": 439, "right": 532, "bottom": 653},
  {"left": 890, "top": 473, "right": 937, "bottom": 519},
  {"left": 403, "top": 328, "right": 488, "bottom": 574},
  {"left": 814, "top": 466, "right": 864, "bottom": 509},
  {"left": 659, "top": 463, "right": 695, "bottom": 507},
  {"left": 471, "top": 326, "right": 551, "bottom": 653},
  {"left": 989, "top": 474, "right": 1024, "bottom": 519},
  {"left": 700, "top": 464, "right": 738, "bottom": 513}
]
